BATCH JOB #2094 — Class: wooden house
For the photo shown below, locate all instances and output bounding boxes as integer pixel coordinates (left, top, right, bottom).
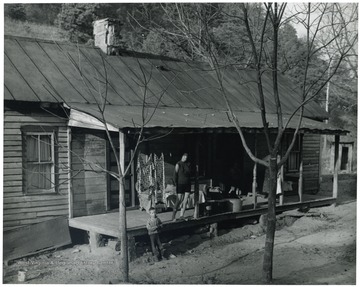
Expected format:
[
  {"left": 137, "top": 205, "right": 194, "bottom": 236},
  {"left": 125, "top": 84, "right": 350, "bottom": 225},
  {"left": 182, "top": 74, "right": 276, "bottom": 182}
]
[{"left": 3, "top": 19, "right": 346, "bottom": 260}]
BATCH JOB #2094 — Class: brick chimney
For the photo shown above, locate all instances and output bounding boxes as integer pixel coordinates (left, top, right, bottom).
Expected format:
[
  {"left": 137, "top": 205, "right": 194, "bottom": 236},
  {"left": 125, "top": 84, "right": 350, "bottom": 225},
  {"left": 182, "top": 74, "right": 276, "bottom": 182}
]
[{"left": 93, "top": 18, "right": 123, "bottom": 55}]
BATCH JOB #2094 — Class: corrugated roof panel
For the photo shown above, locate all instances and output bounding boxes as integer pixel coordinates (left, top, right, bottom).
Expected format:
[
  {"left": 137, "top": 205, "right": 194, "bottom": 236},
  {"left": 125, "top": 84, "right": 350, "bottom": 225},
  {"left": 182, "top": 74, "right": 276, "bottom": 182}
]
[
  {"left": 5, "top": 39, "right": 57, "bottom": 102},
  {"left": 276, "top": 74, "right": 328, "bottom": 118},
  {"left": 4, "top": 36, "right": 330, "bottom": 122},
  {"left": 39, "top": 42, "right": 91, "bottom": 103},
  {"left": 220, "top": 69, "right": 259, "bottom": 112},
  {"left": 157, "top": 59, "right": 210, "bottom": 107},
  {"left": 240, "top": 70, "right": 278, "bottom": 113},
  {"left": 79, "top": 47, "right": 140, "bottom": 105},
  {"left": 218, "top": 68, "right": 256, "bottom": 111},
  {"left": 4, "top": 54, "right": 40, "bottom": 102},
  {"left": 188, "top": 64, "right": 226, "bottom": 108},
  {"left": 155, "top": 59, "right": 206, "bottom": 108},
  {"left": 19, "top": 39, "right": 84, "bottom": 104},
  {"left": 160, "top": 61, "right": 215, "bottom": 109},
  {"left": 4, "top": 85, "right": 15, "bottom": 100},
  {"left": 67, "top": 103, "right": 344, "bottom": 134},
  {"left": 171, "top": 62, "right": 225, "bottom": 109},
  {"left": 115, "top": 57, "right": 172, "bottom": 106},
  {"left": 60, "top": 45, "right": 118, "bottom": 105},
  {"left": 58, "top": 42, "right": 131, "bottom": 106},
  {"left": 140, "top": 58, "right": 196, "bottom": 108},
  {"left": 107, "top": 56, "right": 153, "bottom": 105},
  {"left": 259, "top": 72, "right": 295, "bottom": 113},
  {"left": 136, "top": 58, "right": 182, "bottom": 107}
]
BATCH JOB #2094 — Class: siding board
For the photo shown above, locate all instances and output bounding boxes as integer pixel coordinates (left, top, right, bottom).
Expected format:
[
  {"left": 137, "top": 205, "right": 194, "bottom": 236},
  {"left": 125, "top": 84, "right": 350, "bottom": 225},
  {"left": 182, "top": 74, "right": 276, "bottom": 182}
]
[
  {"left": 4, "top": 107, "right": 70, "bottom": 229},
  {"left": 71, "top": 130, "right": 107, "bottom": 217},
  {"left": 303, "top": 134, "right": 320, "bottom": 193},
  {"left": 4, "top": 199, "right": 69, "bottom": 210},
  {"left": 4, "top": 204, "right": 68, "bottom": 214}
]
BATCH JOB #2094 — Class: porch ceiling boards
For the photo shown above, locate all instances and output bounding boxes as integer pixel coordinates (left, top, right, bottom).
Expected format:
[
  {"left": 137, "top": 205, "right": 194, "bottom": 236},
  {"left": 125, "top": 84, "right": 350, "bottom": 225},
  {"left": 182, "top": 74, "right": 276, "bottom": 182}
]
[
  {"left": 67, "top": 103, "right": 346, "bottom": 135},
  {"left": 5, "top": 35, "right": 328, "bottom": 122}
]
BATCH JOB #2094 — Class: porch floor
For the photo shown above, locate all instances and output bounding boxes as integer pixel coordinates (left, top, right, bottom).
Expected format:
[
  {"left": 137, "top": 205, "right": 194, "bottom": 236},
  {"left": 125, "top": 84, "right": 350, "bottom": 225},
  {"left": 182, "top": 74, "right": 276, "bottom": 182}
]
[{"left": 68, "top": 194, "right": 335, "bottom": 238}]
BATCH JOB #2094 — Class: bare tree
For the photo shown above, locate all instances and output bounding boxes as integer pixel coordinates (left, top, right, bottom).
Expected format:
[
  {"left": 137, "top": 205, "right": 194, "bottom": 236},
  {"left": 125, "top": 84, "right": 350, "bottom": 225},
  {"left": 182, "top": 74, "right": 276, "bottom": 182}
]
[
  {"left": 42, "top": 43, "right": 175, "bottom": 282},
  {"left": 133, "top": 2, "right": 357, "bottom": 282}
]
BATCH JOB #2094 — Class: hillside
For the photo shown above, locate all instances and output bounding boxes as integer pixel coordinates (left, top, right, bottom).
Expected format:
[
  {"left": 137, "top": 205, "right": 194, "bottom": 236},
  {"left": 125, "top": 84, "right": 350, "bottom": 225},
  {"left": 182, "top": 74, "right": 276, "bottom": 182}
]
[{"left": 4, "top": 17, "right": 69, "bottom": 42}]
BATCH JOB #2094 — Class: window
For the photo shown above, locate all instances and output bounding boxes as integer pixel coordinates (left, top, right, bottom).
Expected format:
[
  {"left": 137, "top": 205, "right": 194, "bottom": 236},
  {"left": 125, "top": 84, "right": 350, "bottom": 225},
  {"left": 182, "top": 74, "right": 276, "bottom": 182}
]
[
  {"left": 339, "top": 143, "right": 353, "bottom": 173},
  {"left": 340, "top": 146, "right": 349, "bottom": 171},
  {"left": 23, "top": 131, "right": 56, "bottom": 193},
  {"left": 330, "top": 142, "right": 353, "bottom": 173},
  {"left": 287, "top": 134, "right": 301, "bottom": 172}
]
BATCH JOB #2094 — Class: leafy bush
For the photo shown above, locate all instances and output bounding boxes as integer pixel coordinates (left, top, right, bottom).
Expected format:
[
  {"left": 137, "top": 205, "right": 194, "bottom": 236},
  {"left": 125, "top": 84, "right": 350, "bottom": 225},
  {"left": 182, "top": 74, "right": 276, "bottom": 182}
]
[{"left": 5, "top": 4, "right": 26, "bottom": 21}]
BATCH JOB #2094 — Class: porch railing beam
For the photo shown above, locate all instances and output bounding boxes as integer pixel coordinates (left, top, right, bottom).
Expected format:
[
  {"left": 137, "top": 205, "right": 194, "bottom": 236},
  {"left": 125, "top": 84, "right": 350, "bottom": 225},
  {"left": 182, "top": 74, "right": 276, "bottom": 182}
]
[
  {"left": 332, "top": 135, "right": 340, "bottom": 203},
  {"left": 298, "top": 133, "right": 304, "bottom": 203},
  {"left": 194, "top": 134, "right": 200, "bottom": 219},
  {"left": 252, "top": 133, "right": 258, "bottom": 209}
]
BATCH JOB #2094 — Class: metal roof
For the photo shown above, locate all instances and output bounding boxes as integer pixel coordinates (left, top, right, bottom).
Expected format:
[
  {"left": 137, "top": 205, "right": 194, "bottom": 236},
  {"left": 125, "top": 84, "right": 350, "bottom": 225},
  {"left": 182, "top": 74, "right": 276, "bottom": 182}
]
[
  {"left": 67, "top": 103, "right": 346, "bottom": 135},
  {"left": 5, "top": 36, "right": 329, "bottom": 122}
]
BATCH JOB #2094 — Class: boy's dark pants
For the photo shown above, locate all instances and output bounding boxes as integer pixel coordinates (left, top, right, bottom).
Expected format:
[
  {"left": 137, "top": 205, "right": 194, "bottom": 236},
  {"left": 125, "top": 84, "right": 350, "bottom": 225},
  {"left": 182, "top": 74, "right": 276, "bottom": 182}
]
[{"left": 149, "top": 233, "right": 163, "bottom": 257}]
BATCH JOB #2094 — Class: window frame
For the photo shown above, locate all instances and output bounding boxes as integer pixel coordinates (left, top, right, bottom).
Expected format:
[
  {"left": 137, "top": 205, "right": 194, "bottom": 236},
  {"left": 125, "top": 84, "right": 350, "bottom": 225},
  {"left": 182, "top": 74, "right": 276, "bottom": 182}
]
[
  {"left": 22, "top": 127, "right": 58, "bottom": 195},
  {"left": 286, "top": 134, "right": 301, "bottom": 173},
  {"left": 339, "top": 143, "right": 353, "bottom": 173}
]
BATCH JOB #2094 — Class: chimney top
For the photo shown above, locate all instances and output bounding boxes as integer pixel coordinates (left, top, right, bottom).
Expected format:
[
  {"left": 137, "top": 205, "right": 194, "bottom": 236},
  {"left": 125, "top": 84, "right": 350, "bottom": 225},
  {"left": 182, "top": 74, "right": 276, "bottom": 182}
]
[{"left": 93, "top": 18, "right": 123, "bottom": 55}]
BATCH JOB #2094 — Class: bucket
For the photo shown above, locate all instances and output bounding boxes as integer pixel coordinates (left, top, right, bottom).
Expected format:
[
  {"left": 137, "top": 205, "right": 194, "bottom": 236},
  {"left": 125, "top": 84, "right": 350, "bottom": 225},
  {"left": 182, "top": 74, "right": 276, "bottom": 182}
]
[
  {"left": 228, "top": 198, "right": 242, "bottom": 212},
  {"left": 18, "top": 270, "right": 27, "bottom": 282}
]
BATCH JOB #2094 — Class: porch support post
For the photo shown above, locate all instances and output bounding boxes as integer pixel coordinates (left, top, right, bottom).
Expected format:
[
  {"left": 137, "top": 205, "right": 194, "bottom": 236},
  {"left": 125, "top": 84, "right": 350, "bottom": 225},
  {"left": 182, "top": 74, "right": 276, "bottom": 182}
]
[
  {"left": 252, "top": 133, "right": 258, "bottom": 209},
  {"left": 194, "top": 134, "right": 200, "bottom": 219},
  {"left": 127, "top": 235, "right": 136, "bottom": 262},
  {"left": 89, "top": 231, "right": 101, "bottom": 251},
  {"left": 67, "top": 127, "right": 73, "bottom": 218},
  {"left": 279, "top": 165, "right": 284, "bottom": 205},
  {"left": 118, "top": 130, "right": 129, "bottom": 281},
  {"left": 298, "top": 133, "right": 304, "bottom": 203},
  {"left": 131, "top": 149, "right": 136, "bottom": 207},
  {"left": 333, "top": 135, "right": 340, "bottom": 202}
]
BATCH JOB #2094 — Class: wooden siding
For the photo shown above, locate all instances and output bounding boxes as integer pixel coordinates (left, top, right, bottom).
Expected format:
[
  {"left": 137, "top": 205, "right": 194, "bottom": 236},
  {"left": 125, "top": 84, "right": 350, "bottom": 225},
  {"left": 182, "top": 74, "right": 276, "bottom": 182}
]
[
  {"left": 302, "top": 134, "right": 321, "bottom": 193},
  {"left": 71, "top": 129, "right": 107, "bottom": 217},
  {"left": 3, "top": 109, "right": 69, "bottom": 231},
  {"left": 242, "top": 132, "right": 321, "bottom": 194}
]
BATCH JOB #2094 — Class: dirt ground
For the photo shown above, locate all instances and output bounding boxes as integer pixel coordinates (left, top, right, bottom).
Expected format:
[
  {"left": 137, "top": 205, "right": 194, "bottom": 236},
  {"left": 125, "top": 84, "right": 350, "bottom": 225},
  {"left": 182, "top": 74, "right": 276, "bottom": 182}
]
[{"left": 3, "top": 191, "right": 356, "bottom": 285}]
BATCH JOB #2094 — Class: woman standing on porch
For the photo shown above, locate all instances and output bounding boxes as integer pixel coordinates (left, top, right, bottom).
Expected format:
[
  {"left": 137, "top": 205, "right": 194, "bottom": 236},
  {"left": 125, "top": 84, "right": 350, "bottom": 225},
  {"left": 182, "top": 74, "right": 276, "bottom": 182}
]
[{"left": 172, "top": 152, "right": 192, "bottom": 221}]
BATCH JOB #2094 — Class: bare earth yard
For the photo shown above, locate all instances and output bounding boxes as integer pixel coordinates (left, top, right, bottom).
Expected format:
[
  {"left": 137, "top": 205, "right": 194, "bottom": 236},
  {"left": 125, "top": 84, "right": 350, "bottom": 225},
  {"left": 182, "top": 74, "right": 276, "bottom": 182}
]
[{"left": 3, "top": 197, "right": 356, "bottom": 284}]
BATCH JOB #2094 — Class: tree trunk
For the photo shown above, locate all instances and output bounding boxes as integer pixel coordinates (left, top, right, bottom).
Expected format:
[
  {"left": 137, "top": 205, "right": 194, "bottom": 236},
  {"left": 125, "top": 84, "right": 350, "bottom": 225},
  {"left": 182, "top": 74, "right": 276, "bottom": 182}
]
[
  {"left": 119, "top": 178, "right": 129, "bottom": 282},
  {"left": 118, "top": 131, "right": 129, "bottom": 282},
  {"left": 262, "top": 157, "right": 278, "bottom": 282}
]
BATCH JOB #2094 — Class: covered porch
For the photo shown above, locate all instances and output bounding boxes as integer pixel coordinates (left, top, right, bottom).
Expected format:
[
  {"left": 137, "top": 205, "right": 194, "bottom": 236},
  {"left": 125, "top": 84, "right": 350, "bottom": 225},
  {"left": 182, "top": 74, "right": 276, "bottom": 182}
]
[
  {"left": 68, "top": 103, "right": 346, "bottom": 213},
  {"left": 67, "top": 103, "right": 345, "bottom": 254},
  {"left": 68, "top": 193, "right": 336, "bottom": 252}
]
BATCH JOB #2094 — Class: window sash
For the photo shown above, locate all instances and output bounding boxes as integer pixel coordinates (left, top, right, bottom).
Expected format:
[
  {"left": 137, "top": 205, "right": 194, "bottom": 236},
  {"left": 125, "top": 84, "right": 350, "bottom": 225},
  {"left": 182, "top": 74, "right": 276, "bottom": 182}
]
[
  {"left": 287, "top": 152, "right": 300, "bottom": 172},
  {"left": 286, "top": 134, "right": 301, "bottom": 172},
  {"left": 25, "top": 132, "right": 55, "bottom": 193}
]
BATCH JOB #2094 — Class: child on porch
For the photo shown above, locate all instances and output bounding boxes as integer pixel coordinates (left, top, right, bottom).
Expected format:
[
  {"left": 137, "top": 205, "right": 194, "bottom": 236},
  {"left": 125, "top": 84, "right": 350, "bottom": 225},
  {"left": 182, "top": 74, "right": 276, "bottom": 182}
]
[{"left": 146, "top": 207, "right": 164, "bottom": 261}]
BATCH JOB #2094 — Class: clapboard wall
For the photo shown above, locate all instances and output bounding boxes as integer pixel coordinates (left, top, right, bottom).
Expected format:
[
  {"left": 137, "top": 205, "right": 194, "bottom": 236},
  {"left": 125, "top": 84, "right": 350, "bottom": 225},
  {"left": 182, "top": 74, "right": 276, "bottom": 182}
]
[
  {"left": 242, "top": 132, "right": 321, "bottom": 194},
  {"left": 71, "top": 128, "right": 108, "bottom": 217},
  {"left": 302, "top": 133, "right": 321, "bottom": 193},
  {"left": 3, "top": 105, "right": 70, "bottom": 231}
]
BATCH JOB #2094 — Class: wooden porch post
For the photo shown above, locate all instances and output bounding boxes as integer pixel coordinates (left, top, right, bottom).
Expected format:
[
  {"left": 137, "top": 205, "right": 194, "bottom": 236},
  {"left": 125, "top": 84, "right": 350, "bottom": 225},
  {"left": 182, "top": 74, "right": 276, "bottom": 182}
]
[
  {"left": 298, "top": 133, "right": 304, "bottom": 203},
  {"left": 130, "top": 149, "right": 136, "bottom": 207},
  {"left": 333, "top": 135, "right": 340, "bottom": 202},
  {"left": 67, "top": 127, "right": 73, "bottom": 219},
  {"left": 194, "top": 134, "right": 200, "bottom": 219},
  {"left": 252, "top": 133, "right": 258, "bottom": 209},
  {"left": 279, "top": 165, "right": 284, "bottom": 205},
  {"left": 119, "top": 130, "right": 129, "bottom": 281}
]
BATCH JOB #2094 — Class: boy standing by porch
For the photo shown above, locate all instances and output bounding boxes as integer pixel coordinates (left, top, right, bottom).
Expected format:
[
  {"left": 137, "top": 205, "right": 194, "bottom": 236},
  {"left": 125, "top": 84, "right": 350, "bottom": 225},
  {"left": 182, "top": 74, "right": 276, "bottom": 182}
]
[{"left": 146, "top": 208, "right": 164, "bottom": 261}]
